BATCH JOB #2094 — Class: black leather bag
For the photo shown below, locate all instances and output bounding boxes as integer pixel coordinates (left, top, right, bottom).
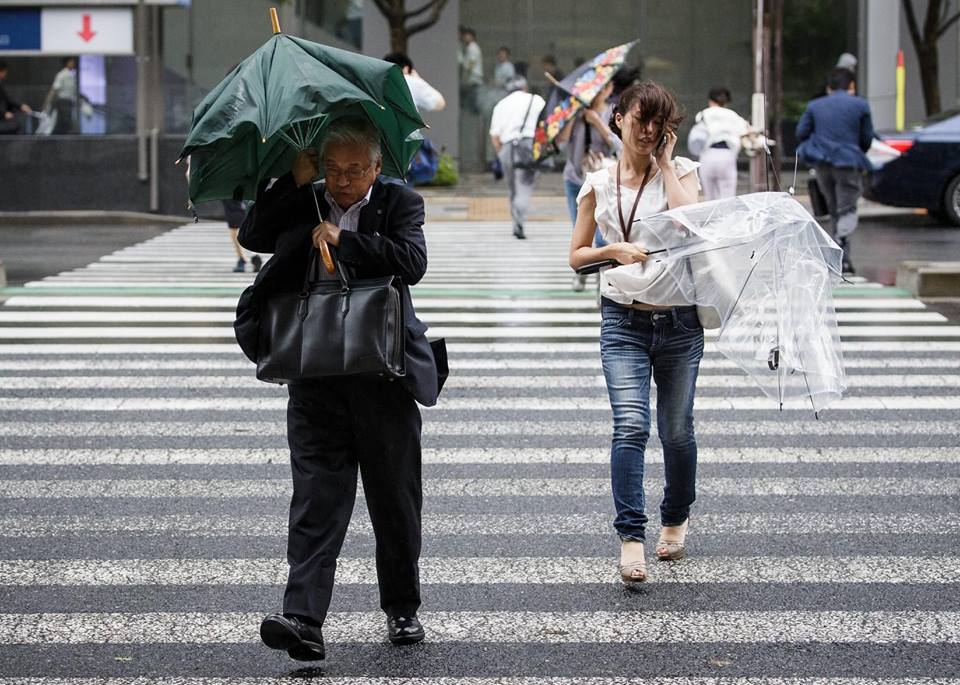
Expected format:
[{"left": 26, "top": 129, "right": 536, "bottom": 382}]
[
  {"left": 255, "top": 249, "right": 405, "bottom": 384},
  {"left": 509, "top": 93, "right": 540, "bottom": 170}
]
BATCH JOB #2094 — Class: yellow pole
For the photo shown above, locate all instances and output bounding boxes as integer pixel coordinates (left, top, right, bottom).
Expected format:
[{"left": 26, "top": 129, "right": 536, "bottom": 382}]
[
  {"left": 896, "top": 49, "right": 905, "bottom": 132},
  {"left": 269, "top": 7, "right": 281, "bottom": 34}
]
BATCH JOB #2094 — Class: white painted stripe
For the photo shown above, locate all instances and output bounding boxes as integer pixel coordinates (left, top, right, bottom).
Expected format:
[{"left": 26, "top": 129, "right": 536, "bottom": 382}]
[
  {"left": 0, "top": 311, "right": 945, "bottom": 324},
  {"left": 24, "top": 281, "right": 249, "bottom": 290},
  {"left": 4, "top": 325, "right": 958, "bottom": 340},
  {"left": 0, "top": 342, "right": 956, "bottom": 354},
  {"left": 1, "top": 295, "right": 928, "bottom": 311},
  {"left": 0, "top": 357, "right": 955, "bottom": 372},
  {"left": 0, "top": 420, "right": 953, "bottom": 440},
  {"left": 0, "top": 396, "right": 956, "bottom": 411},
  {"left": 1, "top": 610, "right": 957, "bottom": 644},
  {"left": 0, "top": 679, "right": 955, "bottom": 685},
  {"left": 2, "top": 374, "right": 956, "bottom": 391},
  {"left": 3, "top": 512, "right": 956, "bottom": 537},
  {"left": 2, "top": 556, "right": 957, "bottom": 586},
  {"left": 0, "top": 477, "right": 954, "bottom": 499},
  {"left": 1, "top": 447, "right": 956, "bottom": 466}
]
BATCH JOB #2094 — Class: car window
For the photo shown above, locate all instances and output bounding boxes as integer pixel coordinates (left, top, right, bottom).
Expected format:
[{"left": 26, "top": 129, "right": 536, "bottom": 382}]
[{"left": 922, "top": 108, "right": 960, "bottom": 132}]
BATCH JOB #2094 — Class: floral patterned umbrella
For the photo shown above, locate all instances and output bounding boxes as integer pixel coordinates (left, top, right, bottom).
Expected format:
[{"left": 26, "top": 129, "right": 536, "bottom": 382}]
[{"left": 533, "top": 41, "right": 637, "bottom": 160}]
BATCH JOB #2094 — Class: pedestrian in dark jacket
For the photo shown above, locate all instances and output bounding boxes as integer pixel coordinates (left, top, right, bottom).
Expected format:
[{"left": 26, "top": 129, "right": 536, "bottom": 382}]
[
  {"left": 0, "top": 61, "right": 32, "bottom": 135},
  {"left": 796, "top": 67, "right": 875, "bottom": 274},
  {"left": 239, "top": 116, "right": 440, "bottom": 662}
]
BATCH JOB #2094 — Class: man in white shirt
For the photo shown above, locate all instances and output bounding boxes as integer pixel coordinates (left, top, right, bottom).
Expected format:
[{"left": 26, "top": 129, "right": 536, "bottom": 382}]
[
  {"left": 44, "top": 57, "right": 77, "bottom": 134},
  {"left": 383, "top": 52, "right": 446, "bottom": 113},
  {"left": 490, "top": 78, "right": 545, "bottom": 239},
  {"left": 458, "top": 26, "right": 483, "bottom": 114},
  {"left": 493, "top": 47, "right": 516, "bottom": 90}
]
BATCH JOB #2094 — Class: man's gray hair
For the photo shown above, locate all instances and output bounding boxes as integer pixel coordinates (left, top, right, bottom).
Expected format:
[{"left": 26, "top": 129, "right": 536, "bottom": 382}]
[{"left": 319, "top": 116, "right": 381, "bottom": 163}]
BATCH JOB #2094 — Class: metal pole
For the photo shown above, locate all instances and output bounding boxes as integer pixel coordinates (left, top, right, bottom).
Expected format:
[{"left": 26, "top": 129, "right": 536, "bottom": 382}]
[
  {"left": 750, "top": 0, "right": 766, "bottom": 192},
  {"left": 149, "top": 128, "right": 159, "bottom": 212},
  {"left": 135, "top": 0, "right": 148, "bottom": 181}
]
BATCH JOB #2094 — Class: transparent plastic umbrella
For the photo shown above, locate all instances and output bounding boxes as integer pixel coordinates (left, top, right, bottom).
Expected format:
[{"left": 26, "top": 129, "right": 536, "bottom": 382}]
[{"left": 603, "top": 192, "right": 847, "bottom": 415}]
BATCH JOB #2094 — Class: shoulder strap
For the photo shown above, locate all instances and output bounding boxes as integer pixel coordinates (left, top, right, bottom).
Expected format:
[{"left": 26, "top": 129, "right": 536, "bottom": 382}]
[
  {"left": 616, "top": 162, "right": 653, "bottom": 243},
  {"left": 514, "top": 93, "right": 537, "bottom": 139}
]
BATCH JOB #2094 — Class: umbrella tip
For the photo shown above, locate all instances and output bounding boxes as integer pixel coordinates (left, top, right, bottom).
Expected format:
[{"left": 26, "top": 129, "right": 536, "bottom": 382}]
[
  {"left": 269, "top": 7, "right": 281, "bottom": 34},
  {"left": 261, "top": 137, "right": 267, "bottom": 143}
]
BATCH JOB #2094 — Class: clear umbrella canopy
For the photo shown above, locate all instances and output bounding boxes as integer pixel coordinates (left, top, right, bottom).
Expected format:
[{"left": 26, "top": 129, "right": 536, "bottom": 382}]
[{"left": 604, "top": 192, "right": 847, "bottom": 414}]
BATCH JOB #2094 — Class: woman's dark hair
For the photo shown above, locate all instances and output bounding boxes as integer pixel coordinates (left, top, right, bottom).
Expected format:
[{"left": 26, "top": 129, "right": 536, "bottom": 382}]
[
  {"left": 609, "top": 81, "right": 683, "bottom": 140},
  {"left": 611, "top": 66, "right": 642, "bottom": 97},
  {"left": 708, "top": 86, "right": 731, "bottom": 105}
]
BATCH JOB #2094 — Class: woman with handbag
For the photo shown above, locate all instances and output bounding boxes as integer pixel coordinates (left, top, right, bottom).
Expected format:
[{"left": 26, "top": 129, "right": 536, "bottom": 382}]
[
  {"left": 557, "top": 81, "right": 621, "bottom": 290},
  {"left": 568, "top": 82, "right": 702, "bottom": 584}
]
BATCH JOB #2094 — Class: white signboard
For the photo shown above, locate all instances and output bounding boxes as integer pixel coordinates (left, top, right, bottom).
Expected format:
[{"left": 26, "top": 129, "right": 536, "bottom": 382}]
[{"left": 40, "top": 8, "right": 133, "bottom": 55}]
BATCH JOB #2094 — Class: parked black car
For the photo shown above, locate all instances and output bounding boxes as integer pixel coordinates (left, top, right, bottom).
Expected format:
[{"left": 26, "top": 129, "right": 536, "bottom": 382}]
[{"left": 865, "top": 108, "right": 960, "bottom": 226}]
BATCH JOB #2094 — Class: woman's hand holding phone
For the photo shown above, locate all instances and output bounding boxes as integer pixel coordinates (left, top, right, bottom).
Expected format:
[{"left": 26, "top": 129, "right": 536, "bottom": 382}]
[{"left": 655, "top": 129, "right": 678, "bottom": 168}]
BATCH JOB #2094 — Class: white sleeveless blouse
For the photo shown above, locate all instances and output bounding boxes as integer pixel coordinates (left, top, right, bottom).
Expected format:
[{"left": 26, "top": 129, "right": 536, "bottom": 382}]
[{"left": 576, "top": 157, "right": 701, "bottom": 304}]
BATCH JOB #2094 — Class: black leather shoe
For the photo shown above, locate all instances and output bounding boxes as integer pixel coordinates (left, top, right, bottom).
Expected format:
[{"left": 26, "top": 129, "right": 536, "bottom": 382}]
[
  {"left": 513, "top": 224, "right": 526, "bottom": 239},
  {"left": 260, "top": 613, "right": 325, "bottom": 661},
  {"left": 387, "top": 615, "right": 425, "bottom": 645}
]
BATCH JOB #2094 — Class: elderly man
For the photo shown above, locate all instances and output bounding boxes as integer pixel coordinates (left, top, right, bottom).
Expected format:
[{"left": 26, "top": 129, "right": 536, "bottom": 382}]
[{"left": 239, "top": 117, "right": 441, "bottom": 661}]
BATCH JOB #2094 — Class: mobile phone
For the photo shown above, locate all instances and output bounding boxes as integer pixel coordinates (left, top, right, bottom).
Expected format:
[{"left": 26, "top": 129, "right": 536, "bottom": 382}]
[{"left": 655, "top": 135, "right": 667, "bottom": 156}]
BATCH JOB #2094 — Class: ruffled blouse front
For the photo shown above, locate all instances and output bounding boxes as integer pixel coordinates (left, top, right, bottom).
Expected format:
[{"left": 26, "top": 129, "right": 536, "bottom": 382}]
[{"left": 576, "top": 157, "right": 701, "bottom": 304}]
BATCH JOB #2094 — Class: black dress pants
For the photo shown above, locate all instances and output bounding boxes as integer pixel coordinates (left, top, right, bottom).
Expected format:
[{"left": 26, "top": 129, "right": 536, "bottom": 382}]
[{"left": 282, "top": 376, "right": 423, "bottom": 627}]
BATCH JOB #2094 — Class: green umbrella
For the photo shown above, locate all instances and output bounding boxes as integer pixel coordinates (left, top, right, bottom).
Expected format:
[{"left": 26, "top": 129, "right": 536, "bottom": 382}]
[{"left": 178, "top": 32, "right": 426, "bottom": 205}]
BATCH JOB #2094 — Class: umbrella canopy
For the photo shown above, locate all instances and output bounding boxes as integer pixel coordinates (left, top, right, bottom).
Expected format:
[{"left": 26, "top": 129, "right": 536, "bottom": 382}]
[
  {"left": 178, "top": 33, "right": 425, "bottom": 204},
  {"left": 533, "top": 41, "right": 636, "bottom": 161},
  {"left": 603, "top": 192, "right": 847, "bottom": 414}
]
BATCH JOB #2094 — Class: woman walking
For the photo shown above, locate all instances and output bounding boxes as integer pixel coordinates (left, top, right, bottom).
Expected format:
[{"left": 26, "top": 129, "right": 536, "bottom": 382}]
[
  {"left": 568, "top": 82, "right": 702, "bottom": 584},
  {"left": 688, "top": 87, "right": 751, "bottom": 201}
]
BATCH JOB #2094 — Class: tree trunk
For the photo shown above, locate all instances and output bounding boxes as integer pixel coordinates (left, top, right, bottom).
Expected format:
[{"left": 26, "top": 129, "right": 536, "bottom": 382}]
[
  {"left": 917, "top": 45, "right": 941, "bottom": 115},
  {"left": 389, "top": 19, "right": 407, "bottom": 53}
]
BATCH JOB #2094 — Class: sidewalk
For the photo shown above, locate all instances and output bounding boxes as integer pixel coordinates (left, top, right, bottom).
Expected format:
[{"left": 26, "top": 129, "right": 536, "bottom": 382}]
[{"left": 420, "top": 170, "right": 919, "bottom": 222}]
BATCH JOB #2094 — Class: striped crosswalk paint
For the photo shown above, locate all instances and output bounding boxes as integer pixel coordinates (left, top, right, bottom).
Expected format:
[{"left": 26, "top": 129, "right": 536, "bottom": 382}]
[
  {"left": 1, "top": 556, "right": 958, "bottom": 585},
  {"left": 1, "top": 218, "right": 958, "bottom": 679}
]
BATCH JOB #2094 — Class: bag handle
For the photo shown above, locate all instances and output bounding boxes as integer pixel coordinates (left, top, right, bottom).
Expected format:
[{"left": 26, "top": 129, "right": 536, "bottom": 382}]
[{"left": 301, "top": 246, "right": 350, "bottom": 293}]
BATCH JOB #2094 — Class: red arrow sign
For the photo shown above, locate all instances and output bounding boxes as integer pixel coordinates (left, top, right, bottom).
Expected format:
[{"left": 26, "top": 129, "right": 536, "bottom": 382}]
[{"left": 77, "top": 14, "right": 97, "bottom": 43}]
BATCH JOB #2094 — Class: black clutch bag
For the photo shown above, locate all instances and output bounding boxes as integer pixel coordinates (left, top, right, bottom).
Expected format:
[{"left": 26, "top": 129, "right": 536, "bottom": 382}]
[{"left": 255, "top": 249, "right": 405, "bottom": 384}]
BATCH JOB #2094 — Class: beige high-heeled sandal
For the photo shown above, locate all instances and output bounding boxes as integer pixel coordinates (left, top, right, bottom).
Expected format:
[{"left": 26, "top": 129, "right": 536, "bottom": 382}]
[
  {"left": 618, "top": 540, "right": 647, "bottom": 583},
  {"left": 655, "top": 519, "right": 689, "bottom": 561}
]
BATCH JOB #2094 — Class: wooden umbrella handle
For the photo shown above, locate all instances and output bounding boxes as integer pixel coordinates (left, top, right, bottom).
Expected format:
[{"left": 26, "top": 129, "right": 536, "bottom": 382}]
[{"left": 319, "top": 240, "right": 335, "bottom": 274}]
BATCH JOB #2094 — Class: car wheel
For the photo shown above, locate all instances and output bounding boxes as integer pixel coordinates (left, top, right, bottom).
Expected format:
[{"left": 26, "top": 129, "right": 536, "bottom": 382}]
[{"left": 944, "top": 175, "right": 960, "bottom": 226}]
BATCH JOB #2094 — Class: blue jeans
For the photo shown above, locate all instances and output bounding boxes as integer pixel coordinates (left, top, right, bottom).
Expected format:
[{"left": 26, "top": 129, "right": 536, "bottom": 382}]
[
  {"left": 599, "top": 298, "right": 704, "bottom": 541},
  {"left": 564, "top": 178, "right": 606, "bottom": 247}
]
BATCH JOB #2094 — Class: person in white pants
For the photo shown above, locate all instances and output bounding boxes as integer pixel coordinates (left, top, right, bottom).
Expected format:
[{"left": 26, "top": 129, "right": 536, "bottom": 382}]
[{"left": 687, "top": 88, "right": 751, "bottom": 201}]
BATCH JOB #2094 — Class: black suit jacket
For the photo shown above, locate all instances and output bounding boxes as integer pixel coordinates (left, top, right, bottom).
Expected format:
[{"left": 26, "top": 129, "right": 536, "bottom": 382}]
[{"left": 238, "top": 174, "right": 441, "bottom": 407}]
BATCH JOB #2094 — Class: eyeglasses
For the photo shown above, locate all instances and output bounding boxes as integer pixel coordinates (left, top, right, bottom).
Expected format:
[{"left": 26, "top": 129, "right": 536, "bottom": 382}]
[{"left": 324, "top": 164, "right": 374, "bottom": 181}]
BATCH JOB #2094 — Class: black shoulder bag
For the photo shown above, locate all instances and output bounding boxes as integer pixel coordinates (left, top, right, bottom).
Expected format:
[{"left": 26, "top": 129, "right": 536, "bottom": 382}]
[
  {"left": 509, "top": 93, "right": 539, "bottom": 170},
  {"left": 255, "top": 249, "right": 405, "bottom": 384}
]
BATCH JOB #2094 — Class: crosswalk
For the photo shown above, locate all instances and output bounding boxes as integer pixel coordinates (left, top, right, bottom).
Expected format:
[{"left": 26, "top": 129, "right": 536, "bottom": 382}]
[{"left": 1, "top": 219, "right": 959, "bottom": 679}]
